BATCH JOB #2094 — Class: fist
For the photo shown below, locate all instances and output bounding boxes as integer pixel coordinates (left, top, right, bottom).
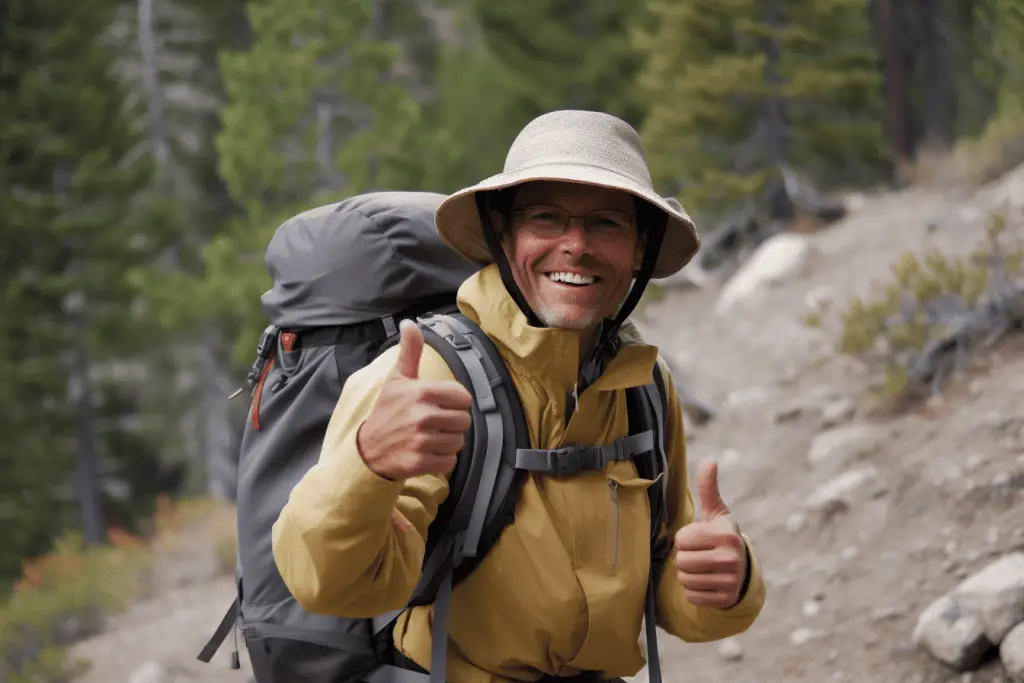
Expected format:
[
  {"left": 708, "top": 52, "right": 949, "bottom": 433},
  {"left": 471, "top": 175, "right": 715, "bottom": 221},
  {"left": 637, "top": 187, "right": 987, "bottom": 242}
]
[
  {"left": 357, "top": 319, "right": 473, "bottom": 480},
  {"left": 674, "top": 459, "right": 748, "bottom": 610}
]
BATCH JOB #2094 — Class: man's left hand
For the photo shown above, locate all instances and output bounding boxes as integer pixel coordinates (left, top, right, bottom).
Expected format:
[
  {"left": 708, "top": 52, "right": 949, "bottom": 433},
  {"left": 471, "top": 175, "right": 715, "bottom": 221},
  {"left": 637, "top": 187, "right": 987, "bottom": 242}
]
[{"left": 674, "top": 459, "right": 748, "bottom": 609}]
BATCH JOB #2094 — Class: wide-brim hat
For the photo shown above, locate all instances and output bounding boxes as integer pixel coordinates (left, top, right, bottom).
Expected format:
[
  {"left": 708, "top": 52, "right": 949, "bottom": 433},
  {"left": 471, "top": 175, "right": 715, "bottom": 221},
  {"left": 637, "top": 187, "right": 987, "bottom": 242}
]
[{"left": 435, "top": 109, "right": 700, "bottom": 279}]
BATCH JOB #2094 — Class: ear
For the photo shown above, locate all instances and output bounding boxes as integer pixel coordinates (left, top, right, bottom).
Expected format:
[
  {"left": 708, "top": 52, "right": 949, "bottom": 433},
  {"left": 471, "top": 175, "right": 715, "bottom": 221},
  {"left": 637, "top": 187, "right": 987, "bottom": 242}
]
[
  {"left": 633, "top": 231, "right": 647, "bottom": 271},
  {"left": 488, "top": 209, "right": 506, "bottom": 240},
  {"left": 490, "top": 208, "right": 516, "bottom": 259}
]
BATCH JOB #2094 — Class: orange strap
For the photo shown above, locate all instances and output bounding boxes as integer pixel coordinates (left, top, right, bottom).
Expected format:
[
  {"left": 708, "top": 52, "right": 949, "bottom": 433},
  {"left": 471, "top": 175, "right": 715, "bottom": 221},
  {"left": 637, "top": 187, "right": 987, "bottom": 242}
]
[{"left": 249, "top": 332, "right": 297, "bottom": 431}]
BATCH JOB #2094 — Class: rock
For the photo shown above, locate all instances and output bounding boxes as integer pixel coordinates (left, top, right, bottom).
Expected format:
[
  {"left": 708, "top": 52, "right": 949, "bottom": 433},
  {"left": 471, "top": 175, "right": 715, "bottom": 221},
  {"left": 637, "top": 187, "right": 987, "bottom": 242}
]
[
  {"left": 807, "top": 426, "right": 883, "bottom": 466},
  {"left": 804, "top": 467, "right": 879, "bottom": 517},
  {"left": 128, "top": 661, "right": 167, "bottom": 683},
  {"left": 954, "top": 553, "right": 1024, "bottom": 643},
  {"left": 790, "top": 627, "right": 824, "bottom": 646},
  {"left": 802, "top": 599, "right": 822, "bottom": 618},
  {"left": 717, "top": 637, "right": 744, "bottom": 662},
  {"left": 1001, "top": 622, "right": 1024, "bottom": 682},
  {"left": 913, "top": 593, "right": 993, "bottom": 671},
  {"left": 785, "top": 512, "right": 807, "bottom": 533},
  {"left": 871, "top": 606, "right": 904, "bottom": 622},
  {"left": 714, "top": 233, "right": 813, "bottom": 314},
  {"left": 821, "top": 399, "right": 856, "bottom": 428},
  {"left": 726, "top": 386, "right": 776, "bottom": 413},
  {"left": 804, "top": 285, "right": 836, "bottom": 312}
]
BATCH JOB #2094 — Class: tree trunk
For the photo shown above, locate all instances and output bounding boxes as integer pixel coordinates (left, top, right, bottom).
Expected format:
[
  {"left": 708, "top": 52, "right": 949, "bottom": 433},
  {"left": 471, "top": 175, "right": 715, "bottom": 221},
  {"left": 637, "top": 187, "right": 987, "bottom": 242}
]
[
  {"left": 761, "top": 0, "right": 788, "bottom": 168},
  {"left": 916, "top": 0, "right": 956, "bottom": 151},
  {"left": 68, "top": 300, "right": 107, "bottom": 546},
  {"left": 200, "top": 329, "right": 238, "bottom": 502}
]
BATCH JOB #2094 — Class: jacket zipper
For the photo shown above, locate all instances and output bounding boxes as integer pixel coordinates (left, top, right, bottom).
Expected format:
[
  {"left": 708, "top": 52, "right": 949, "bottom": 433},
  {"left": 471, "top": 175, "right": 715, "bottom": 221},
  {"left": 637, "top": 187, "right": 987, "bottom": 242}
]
[{"left": 608, "top": 479, "right": 620, "bottom": 570}]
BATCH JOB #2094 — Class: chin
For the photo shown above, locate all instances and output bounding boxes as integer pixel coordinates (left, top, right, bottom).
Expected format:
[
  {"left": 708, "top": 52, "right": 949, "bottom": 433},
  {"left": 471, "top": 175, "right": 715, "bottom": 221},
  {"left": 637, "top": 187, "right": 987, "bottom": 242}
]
[{"left": 537, "top": 306, "right": 601, "bottom": 331}]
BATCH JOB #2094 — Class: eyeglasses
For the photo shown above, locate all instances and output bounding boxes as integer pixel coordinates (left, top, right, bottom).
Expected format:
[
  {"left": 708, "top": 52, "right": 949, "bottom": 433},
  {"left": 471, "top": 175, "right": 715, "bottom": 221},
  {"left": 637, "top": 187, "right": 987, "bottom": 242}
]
[{"left": 512, "top": 204, "right": 635, "bottom": 239}]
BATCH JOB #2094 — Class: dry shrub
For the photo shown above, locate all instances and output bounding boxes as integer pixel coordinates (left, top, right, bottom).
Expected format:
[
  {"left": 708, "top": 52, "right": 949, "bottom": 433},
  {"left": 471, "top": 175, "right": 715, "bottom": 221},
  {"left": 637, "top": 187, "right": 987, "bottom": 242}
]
[{"left": 837, "top": 209, "right": 1024, "bottom": 409}]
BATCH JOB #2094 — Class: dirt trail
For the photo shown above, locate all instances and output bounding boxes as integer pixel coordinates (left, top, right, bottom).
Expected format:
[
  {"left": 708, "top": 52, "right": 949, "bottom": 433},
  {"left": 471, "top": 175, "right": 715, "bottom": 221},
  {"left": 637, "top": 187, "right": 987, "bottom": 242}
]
[{"left": 69, "top": 166, "right": 1024, "bottom": 683}]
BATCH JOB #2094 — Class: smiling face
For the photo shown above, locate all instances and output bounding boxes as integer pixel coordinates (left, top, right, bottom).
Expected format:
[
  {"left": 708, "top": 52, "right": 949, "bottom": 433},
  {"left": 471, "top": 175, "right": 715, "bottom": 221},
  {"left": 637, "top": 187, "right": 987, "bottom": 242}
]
[{"left": 493, "top": 180, "right": 645, "bottom": 334}]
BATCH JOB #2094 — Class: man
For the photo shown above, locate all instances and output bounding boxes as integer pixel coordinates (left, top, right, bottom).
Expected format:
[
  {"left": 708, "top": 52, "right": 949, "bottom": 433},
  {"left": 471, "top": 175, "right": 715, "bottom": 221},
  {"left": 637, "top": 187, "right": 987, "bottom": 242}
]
[{"left": 271, "top": 110, "right": 766, "bottom": 683}]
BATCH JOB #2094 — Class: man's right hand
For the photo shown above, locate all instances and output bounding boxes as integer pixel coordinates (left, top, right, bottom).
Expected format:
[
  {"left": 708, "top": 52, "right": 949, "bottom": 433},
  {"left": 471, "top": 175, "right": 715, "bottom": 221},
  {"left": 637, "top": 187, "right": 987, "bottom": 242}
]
[{"left": 357, "top": 319, "right": 473, "bottom": 480}]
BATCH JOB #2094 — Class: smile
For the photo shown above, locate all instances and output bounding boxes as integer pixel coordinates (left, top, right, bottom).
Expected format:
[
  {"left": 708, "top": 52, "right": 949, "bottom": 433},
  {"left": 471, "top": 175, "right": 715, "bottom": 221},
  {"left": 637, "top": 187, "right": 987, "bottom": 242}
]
[{"left": 546, "top": 271, "right": 600, "bottom": 287}]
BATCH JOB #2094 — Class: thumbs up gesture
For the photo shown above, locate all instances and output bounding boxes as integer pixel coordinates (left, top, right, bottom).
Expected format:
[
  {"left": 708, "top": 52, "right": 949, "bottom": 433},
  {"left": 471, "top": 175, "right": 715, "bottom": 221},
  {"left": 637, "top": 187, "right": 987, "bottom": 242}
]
[
  {"left": 356, "top": 320, "right": 473, "bottom": 481},
  {"left": 674, "top": 459, "right": 748, "bottom": 610}
]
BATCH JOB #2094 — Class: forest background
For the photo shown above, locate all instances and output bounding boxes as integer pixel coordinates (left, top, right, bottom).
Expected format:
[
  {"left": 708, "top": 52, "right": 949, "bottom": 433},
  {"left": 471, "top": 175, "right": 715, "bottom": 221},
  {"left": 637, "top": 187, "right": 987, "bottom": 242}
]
[{"left": 2, "top": 0, "right": 1023, "bottom": 605}]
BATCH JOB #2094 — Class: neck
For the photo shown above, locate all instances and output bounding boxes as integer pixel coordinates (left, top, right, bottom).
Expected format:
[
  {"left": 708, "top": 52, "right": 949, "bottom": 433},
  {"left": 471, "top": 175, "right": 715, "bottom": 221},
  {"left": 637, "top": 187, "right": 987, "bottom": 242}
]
[{"left": 576, "top": 322, "right": 606, "bottom": 376}]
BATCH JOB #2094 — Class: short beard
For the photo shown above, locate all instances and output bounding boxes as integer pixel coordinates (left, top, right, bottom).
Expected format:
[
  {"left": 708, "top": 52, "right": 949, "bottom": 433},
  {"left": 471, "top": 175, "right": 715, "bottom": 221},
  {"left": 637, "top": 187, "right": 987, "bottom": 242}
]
[{"left": 536, "top": 304, "right": 601, "bottom": 331}]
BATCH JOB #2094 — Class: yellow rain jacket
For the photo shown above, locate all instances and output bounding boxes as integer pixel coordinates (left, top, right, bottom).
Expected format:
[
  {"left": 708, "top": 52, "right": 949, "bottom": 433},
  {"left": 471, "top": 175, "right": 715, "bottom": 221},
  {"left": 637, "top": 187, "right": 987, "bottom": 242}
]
[{"left": 272, "top": 264, "right": 766, "bottom": 683}]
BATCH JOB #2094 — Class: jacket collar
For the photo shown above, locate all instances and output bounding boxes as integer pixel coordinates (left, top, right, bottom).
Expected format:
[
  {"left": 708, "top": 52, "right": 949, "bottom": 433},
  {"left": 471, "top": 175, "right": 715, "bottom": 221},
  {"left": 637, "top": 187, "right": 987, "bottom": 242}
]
[{"left": 456, "top": 265, "right": 660, "bottom": 393}]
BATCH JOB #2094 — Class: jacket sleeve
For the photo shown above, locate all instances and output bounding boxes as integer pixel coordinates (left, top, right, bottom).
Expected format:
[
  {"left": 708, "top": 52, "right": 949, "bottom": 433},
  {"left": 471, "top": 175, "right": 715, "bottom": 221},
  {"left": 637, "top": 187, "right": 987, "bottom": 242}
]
[
  {"left": 271, "top": 343, "right": 455, "bottom": 618},
  {"left": 653, "top": 363, "right": 767, "bottom": 642}
]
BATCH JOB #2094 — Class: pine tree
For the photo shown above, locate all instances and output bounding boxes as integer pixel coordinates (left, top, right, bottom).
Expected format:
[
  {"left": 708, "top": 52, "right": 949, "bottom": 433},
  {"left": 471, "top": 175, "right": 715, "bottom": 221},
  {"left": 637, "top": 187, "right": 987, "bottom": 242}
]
[
  {"left": 1, "top": 0, "right": 171, "bottom": 573},
  {"left": 636, "top": 0, "right": 885, "bottom": 220},
  {"left": 473, "top": 0, "right": 648, "bottom": 127},
  {"left": 209, "top": 0, "right": 433, "bottom": 364}
]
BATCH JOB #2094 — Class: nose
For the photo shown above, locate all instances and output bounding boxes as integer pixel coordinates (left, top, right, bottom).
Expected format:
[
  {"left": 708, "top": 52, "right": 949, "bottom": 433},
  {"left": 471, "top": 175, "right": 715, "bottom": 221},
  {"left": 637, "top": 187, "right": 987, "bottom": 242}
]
[{"left": 558, "top": 218, "right": 589, "bottom": 253}]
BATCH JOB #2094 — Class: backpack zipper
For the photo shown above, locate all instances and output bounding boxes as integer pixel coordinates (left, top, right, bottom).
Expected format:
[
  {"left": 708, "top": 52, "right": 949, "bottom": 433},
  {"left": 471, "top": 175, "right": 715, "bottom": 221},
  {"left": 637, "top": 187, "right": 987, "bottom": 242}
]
[{"left": 608, "top": 479, "right": 620, "bottom": 570}]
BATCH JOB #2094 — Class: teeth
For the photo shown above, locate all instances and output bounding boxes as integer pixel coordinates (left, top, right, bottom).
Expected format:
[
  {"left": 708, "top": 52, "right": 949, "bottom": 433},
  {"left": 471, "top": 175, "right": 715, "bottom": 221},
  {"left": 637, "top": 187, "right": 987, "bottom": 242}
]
[{"left": 548, "top": 272, "right": 596, "bottom": 285}]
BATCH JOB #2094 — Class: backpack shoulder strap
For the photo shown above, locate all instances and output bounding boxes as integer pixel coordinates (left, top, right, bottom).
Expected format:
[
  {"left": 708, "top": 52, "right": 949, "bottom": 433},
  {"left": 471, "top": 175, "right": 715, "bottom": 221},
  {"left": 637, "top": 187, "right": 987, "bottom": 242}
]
[
  {"left": 626, "top": 362, "right": 672, "bottom": 683},
  {"left": 386, "top": 311, "right": 529, "bottom": 683}
]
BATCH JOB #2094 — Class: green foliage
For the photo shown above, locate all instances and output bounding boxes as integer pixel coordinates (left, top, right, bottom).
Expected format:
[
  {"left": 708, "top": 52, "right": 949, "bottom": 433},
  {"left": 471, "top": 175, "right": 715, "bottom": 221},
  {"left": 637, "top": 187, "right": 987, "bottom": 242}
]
[
  {"left": 0, "top": 0, "right": 183, "bottom": 577},
  {"left": 636, "top": 0, "right": 886, "bottom": 220},
  {"left": 474, "top": 0, "right": 647, "bottom": 127},
  {"left": 837, "top": 211, "right": 1024, "bottom": 406}
]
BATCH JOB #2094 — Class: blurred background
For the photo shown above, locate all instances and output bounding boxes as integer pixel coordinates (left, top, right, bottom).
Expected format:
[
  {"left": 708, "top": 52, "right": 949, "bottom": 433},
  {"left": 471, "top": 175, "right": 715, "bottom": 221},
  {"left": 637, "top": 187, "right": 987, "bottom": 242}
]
[{"left": 2, "top": 0, "right": 1023, "bottom": 682}]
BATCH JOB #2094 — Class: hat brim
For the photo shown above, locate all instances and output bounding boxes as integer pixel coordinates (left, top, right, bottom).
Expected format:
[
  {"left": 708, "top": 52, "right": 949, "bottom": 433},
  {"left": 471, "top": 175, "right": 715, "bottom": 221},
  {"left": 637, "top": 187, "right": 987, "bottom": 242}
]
[{"left": 435, "top": 164, "right": 700, "bottom": 279}]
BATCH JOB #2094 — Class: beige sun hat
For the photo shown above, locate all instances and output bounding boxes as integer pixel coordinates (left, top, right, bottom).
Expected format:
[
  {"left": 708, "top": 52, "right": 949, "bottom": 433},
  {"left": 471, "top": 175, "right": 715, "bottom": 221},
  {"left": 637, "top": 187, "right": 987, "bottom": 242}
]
[{"left": 435, "top": 109, "right": 700, "bottom": 279}]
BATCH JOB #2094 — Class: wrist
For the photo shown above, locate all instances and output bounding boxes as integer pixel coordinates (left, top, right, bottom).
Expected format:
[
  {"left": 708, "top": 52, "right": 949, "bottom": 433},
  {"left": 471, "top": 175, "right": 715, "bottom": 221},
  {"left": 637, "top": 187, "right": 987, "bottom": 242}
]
[{"left": 356, "top": 422, "right": 395, "bottom": 482}]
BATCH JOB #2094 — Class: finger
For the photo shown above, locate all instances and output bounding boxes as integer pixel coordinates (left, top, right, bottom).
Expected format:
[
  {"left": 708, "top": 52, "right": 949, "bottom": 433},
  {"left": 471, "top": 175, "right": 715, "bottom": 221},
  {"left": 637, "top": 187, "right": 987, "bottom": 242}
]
[
  {"left": 681, "top": 587, "right": 735, "bottom": 609},
  {"left": 675, "top": 548, "right": 743, "bottom": 574},
  {"left": 675, "top": 520, "right": 744, "bottom": 552},
  {"left": 673, "top": 524, "right": 717, "bottom": 552},
  {"left": 397, "top": 453, "right": 458, "bottom": 479},
  {"left": 394, "top": 320, "right": 425, "bottom": 380},
  {"left": 417, "top": 431, "right": 466, "bottom": 456},
  {"left": 677, "top": 571, "right": 740, "bottom": 593},
  {"left": 415, "top": 408, "right": 472, "bottom": 435},
  {"left": 416, "top": 381, "right": 473, "bottom": 410},
  {"left": 697, "top": 458, "right": 730, "bottom": 521}
]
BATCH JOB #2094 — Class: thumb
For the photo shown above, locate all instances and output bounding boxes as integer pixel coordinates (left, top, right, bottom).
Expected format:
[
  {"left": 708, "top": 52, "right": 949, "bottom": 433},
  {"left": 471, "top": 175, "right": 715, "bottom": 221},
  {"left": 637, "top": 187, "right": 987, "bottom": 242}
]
[
  {"left": 393, "top": 319, "right": 424, "bottom": 380},
  {"left": 697, "top": 458, "right": 730, "bottom": 522}
]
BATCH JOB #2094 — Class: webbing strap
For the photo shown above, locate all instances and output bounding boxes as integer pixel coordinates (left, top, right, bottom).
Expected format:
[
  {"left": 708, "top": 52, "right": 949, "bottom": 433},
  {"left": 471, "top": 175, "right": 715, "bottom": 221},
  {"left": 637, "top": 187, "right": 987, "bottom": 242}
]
[
  {"left": 640, "top": 382, "right": 669, "bottom": 528},
  {"left": 514, "top": 430, "right": 654, "bottom": 476},
  {"left": 372, "top": 609, "right": 403, "bottom": 635},
  {"left": 430, "top": 566, "right": 454, "bottom": 683},
  {"left": 362, "top": 664, "right": 431, "bottom": 683},
  {"left": 196, "top": 597, "right": 238, "bottom": 662},
  {"left": 644, "top": 572, "right": 662, "bottom": 683}
]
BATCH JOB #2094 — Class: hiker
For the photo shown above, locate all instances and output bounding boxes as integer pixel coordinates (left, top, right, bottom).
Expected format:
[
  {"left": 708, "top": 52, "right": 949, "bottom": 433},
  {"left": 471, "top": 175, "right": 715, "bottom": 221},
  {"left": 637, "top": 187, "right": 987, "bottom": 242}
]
[{"left": 270, "top": 110, "right": 766, "bottom": 683}]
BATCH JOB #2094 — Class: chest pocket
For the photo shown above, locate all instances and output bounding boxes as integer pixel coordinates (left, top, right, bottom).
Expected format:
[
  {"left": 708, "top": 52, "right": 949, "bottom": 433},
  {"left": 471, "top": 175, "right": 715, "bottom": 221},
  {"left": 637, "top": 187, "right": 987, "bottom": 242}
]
[{"left": 606, "top": 470, "right": 663, "bottom": 572}]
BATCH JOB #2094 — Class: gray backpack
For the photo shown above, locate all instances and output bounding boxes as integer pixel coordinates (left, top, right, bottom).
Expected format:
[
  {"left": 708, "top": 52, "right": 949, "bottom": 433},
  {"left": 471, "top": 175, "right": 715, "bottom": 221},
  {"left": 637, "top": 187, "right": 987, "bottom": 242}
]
[{"left": 197, "top": 191, "right": 672, "bottom": 683}]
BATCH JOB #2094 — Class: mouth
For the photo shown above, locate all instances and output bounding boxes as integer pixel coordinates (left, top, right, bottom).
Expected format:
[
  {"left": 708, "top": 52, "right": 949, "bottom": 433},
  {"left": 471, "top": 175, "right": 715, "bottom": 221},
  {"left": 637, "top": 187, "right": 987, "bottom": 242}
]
[{"left": 544, "top": 271, "right": 602, "bottom": 288}]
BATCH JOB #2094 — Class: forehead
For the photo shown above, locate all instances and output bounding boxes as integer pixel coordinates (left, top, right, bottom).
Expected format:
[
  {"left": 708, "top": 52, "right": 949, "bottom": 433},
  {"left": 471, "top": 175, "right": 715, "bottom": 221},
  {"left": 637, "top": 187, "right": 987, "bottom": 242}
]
[{"left": 511, "top": 180, "right": 635, "bottom": 214}]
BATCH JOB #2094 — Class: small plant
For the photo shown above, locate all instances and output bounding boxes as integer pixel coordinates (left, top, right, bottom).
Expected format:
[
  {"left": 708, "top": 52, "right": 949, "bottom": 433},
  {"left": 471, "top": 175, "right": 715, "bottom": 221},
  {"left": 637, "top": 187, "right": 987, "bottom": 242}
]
[
  {"left": 836, "top": 209, "right": 1024, "bottom": 407},
  {"left": 1, "top": 531, "right": 153, "bottom": 683}
]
